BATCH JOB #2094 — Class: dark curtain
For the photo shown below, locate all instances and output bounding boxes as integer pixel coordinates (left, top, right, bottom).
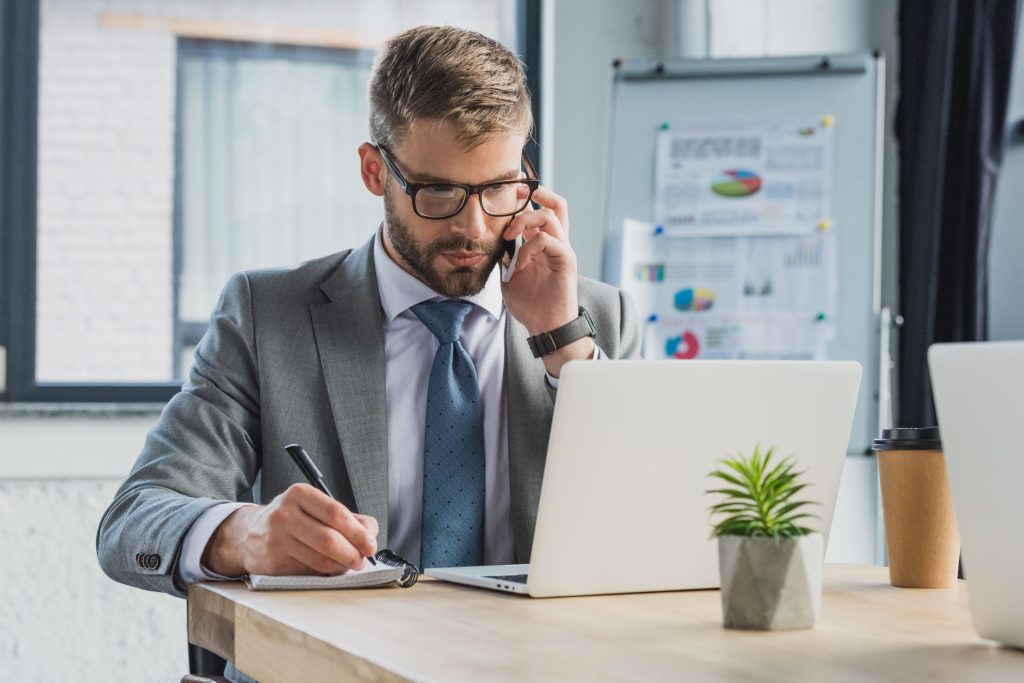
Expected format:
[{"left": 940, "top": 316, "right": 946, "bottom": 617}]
[{"left": 896, "top": 0, "right": 1021, "bottom": 427}]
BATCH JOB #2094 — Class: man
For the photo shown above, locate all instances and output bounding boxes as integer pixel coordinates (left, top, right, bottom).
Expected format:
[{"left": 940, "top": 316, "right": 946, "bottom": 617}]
[{"left": 97, "top": 25, "right": 639, "bottom": 600}]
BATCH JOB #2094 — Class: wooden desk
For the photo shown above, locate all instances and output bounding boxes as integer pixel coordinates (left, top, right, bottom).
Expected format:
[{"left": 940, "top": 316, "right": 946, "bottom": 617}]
[{"left": 188, "top": 564, "right": 1024, "bottom": 682}]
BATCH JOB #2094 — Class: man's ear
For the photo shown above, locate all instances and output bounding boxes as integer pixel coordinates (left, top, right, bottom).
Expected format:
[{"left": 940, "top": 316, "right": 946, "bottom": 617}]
[{"left": 358, "top": 142, "right": 386, "bottom": 197}]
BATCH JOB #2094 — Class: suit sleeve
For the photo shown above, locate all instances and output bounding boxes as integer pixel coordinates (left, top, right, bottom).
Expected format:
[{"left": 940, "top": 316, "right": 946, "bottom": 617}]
[
  {"left": 616, "top": 288, "right": 641, "bottom": 360},
  {"left": 96, "top": 272, "right": 263, "bottom": 598},
  {"left": 543, "top": 286, "right": 642, "bottom": 400}
]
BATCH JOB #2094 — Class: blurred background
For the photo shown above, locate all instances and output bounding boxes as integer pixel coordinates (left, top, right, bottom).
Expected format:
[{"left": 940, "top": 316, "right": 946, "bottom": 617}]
[{"left": 1, "top": 1, "right": 1021, "bottom": 680}]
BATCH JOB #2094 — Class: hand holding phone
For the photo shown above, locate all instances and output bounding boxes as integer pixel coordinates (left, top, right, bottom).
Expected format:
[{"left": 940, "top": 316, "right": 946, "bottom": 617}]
[{"left": 501, "top": 235, "right": 524, "bottom": 283}]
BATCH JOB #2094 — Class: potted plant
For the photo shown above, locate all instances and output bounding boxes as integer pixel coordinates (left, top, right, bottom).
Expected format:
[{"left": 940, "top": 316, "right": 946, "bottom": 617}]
[{"left": 706, "top": 444, "right": 824, "bottom": 630}]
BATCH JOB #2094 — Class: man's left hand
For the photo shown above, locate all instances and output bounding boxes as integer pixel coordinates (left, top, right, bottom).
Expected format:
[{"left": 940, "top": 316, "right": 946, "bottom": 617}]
[{"left": 500, "top": 185, "right": 595, "bottom": 377}]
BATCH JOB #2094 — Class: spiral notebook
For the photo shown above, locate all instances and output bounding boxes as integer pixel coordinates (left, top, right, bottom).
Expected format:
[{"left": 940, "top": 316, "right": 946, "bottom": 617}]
[{"left": 245, "top": 549, "right": 419, "bottom": 591}]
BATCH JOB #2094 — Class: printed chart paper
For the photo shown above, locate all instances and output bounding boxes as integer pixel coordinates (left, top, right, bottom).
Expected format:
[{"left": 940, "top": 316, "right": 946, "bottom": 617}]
[
  {"left": 620, "top": 218, "right": 836, "bottom": 361},
  {"left": 654, "top": 119, "right": 835, "bottom": 235}
]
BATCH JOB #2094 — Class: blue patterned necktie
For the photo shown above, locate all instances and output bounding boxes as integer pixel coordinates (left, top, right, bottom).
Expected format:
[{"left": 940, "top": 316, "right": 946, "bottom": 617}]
[{"left": 411, "top": 299, "right": 486, "bottom": 568}]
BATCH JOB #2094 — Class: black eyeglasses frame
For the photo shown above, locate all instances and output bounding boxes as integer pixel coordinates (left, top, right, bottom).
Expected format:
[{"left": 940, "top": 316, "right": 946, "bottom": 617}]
[{"left": 373, "top": 143, "right": 540, "bottom": 220}]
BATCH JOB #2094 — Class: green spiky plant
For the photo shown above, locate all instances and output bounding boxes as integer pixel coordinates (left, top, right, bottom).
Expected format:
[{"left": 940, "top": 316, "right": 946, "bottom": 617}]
[{"left": 706, "top": 444, "right": 819, "bottom": 540}]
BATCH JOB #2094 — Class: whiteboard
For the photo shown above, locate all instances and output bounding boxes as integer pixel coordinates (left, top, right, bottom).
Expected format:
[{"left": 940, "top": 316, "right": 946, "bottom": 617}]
[{"left": 603, "top": 54, "right": 884, "bottom": 454}]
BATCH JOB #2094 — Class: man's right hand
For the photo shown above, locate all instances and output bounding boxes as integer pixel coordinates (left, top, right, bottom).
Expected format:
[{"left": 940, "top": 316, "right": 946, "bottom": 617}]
[{"left": 201, "top": 483, "right": 379, "bottom": 577}]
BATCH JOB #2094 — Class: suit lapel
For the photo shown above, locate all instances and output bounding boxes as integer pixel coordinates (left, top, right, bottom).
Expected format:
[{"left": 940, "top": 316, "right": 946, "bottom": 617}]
[
  {"left": 309, "top": 237, "right": 390, "bottom": 544},
  {"left": 308, "top": 235, "right": 555, "bottom": 558},
  {"left": 505, "top": 315, "right": 555, "bottom": 562}
]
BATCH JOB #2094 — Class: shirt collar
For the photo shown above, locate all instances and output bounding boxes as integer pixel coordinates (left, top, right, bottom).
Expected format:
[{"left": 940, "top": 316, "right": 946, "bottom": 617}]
[{"left": 373, "top": 226, "right": 504, "bottom": 322}]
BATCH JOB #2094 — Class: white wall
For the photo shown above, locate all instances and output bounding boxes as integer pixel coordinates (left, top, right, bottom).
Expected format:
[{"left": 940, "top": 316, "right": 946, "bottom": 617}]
[
  {"left": 0, "top": 412, "right": 187, "bottom": 682},
  {"left": 37, "top": 0, "right": 176, "bottom": 382},
  {"left": 542, "top": 0, "right": 675, "bottom": 278}
]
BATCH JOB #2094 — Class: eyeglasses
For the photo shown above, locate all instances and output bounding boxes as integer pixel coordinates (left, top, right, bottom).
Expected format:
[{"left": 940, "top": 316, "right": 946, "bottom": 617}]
[{"left": 374, "top": 143, "right": 540, "bottom": 220}]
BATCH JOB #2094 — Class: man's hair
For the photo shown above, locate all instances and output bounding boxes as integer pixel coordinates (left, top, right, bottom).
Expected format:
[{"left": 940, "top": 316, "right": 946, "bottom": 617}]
[{"left": 369, "top": 26, "right": 533, "bottom": 151}]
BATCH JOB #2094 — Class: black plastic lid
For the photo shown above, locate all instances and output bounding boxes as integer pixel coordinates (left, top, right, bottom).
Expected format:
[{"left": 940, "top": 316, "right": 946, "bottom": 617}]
[{"left": 872, "top": 426, "right": 942, "bottom": 452}]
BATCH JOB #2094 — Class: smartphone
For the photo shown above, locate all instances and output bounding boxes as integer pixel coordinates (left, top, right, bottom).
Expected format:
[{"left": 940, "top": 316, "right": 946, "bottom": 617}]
[
  {"left": 500, "top": 235, "right": 524, "bottom": 283},
  {"left": 500, "top": 167, "right": 536, "bottom": 283}
]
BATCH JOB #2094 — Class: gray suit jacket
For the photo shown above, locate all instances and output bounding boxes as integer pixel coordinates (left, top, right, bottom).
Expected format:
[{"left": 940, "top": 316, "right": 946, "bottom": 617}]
[{"left": 96, "top": 236, "right": 640, "bottom": 598}]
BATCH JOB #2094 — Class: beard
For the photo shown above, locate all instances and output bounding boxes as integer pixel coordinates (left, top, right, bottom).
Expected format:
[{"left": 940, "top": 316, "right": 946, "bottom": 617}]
[{"left": 383, "top": 186, "right": 503, "bottom": 298}]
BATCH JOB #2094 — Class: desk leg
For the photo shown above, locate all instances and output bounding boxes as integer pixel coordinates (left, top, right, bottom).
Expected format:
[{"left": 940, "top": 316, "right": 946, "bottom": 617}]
[{"left": 188, "top": 584, "right": 237, "bottom": 663}]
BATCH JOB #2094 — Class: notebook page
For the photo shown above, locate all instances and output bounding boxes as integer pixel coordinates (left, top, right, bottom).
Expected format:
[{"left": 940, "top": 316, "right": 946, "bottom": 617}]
[{"left": 246, "top": 564, "right": 405, "bottom": 591}]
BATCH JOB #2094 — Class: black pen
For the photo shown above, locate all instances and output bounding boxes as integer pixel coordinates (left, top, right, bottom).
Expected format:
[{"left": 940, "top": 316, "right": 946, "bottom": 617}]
[{"left": 284, "top": 444, "right": 376, "bottom": 566}]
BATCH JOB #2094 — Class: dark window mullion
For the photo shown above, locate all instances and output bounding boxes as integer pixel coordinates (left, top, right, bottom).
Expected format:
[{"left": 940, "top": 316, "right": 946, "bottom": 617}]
[
  {"left": 517, "top": 0, "right": 542, "bottom": 164},
  {"left": 0, "top": 0, "right": 6, "bottom": 396},
  {"left": 1, "top": 0, "right": 40, "bottom": 401},
  {"left": 16, "top": 383, "right": 181, "bottom": 403}
]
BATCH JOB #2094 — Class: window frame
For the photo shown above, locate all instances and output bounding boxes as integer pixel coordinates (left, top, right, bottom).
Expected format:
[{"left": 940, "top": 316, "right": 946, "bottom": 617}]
[{"left": 0, "top": 0, "right": 542, "bottom": 403}]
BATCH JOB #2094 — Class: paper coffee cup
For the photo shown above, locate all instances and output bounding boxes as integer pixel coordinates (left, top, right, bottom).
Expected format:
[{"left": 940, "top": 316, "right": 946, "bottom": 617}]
[{"left": 873, "top": 427, "right": 960, "bottom": 588}]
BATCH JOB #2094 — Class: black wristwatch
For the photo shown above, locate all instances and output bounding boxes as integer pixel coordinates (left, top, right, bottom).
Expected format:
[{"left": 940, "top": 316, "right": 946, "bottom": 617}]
[{"left": 526, "top": 307, "right": 598, "bottom": 358}]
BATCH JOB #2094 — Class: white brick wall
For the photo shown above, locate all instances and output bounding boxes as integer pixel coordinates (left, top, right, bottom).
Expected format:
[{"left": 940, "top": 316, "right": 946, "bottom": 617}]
[
  {"left": 37, "top": 1, "right": 177, "bottom": 382},
  {"left": 0, "top": 478, "right": 187, "bottom": 682},
  {"left": 34, "top": 0, "right": 502, "bottom": 383}
]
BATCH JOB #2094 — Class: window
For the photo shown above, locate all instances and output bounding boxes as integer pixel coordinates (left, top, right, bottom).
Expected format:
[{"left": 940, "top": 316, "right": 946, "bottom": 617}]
[
  {"left": 1, "top": 0, "right": 540, "bottom": 402},
  {"left": 174, "top": 40, "right": 379, "bottom": 377}
]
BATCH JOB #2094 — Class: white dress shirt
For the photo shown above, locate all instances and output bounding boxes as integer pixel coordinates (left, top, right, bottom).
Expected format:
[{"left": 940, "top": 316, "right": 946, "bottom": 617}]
[
  {"left": 178, "top": 228, "right": 593, "bottom": 583},
  {"left": 373, "top": 228, "right": 514, "bottom": 567}
]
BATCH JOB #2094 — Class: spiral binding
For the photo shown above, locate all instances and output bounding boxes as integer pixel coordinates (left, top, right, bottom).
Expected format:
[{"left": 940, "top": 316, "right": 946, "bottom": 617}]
[{"left": 374, "top": 549, "right": 420, "bottom": 588}]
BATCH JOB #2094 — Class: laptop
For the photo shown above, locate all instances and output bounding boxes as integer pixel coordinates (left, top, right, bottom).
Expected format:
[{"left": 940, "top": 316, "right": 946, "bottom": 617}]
[
  {"left": 928, "top": 341, "right": 1024, "bottom": 649},
  {"left": 426, "top": 359, "right": 862, "bottom": 597}
]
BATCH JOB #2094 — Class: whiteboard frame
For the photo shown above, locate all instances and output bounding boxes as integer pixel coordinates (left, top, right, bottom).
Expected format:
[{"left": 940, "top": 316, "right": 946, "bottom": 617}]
[{"left": 602, "top": 54, "right": 885, "bottom": 455}]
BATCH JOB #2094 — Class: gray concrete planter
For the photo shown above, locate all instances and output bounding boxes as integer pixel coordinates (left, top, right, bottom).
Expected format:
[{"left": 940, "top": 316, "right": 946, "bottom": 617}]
[{"left": 718, "top": 532, "right": 824, "bottom": 630}]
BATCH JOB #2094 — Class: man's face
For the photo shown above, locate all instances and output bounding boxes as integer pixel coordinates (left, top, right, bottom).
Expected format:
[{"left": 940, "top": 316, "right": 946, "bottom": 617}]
[{"left": 380, "top": 120, "right": 526, "bottom": 298}]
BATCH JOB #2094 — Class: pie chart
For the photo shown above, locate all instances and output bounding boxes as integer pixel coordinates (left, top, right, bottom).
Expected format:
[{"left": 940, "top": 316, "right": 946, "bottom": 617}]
[
  {"left": 666, "top": 331, "right": 700, "bottom": 359},
  {"left": 710, "top": 169, "right": 762, "bottom": 198},
  {"left": 675, "top": 287, "right": 715, "bottom": 312}
]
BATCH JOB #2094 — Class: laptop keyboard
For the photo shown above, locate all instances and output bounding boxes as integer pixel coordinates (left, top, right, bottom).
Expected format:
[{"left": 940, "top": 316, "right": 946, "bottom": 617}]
[{"left": 484, "top": 573, "right": 529, "bottom": 584}]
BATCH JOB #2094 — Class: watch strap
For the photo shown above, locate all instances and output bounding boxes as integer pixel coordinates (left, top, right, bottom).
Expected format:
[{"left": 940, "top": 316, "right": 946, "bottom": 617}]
[{"left": 527, "top": 307, "right": 597, "bottom": 358}]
